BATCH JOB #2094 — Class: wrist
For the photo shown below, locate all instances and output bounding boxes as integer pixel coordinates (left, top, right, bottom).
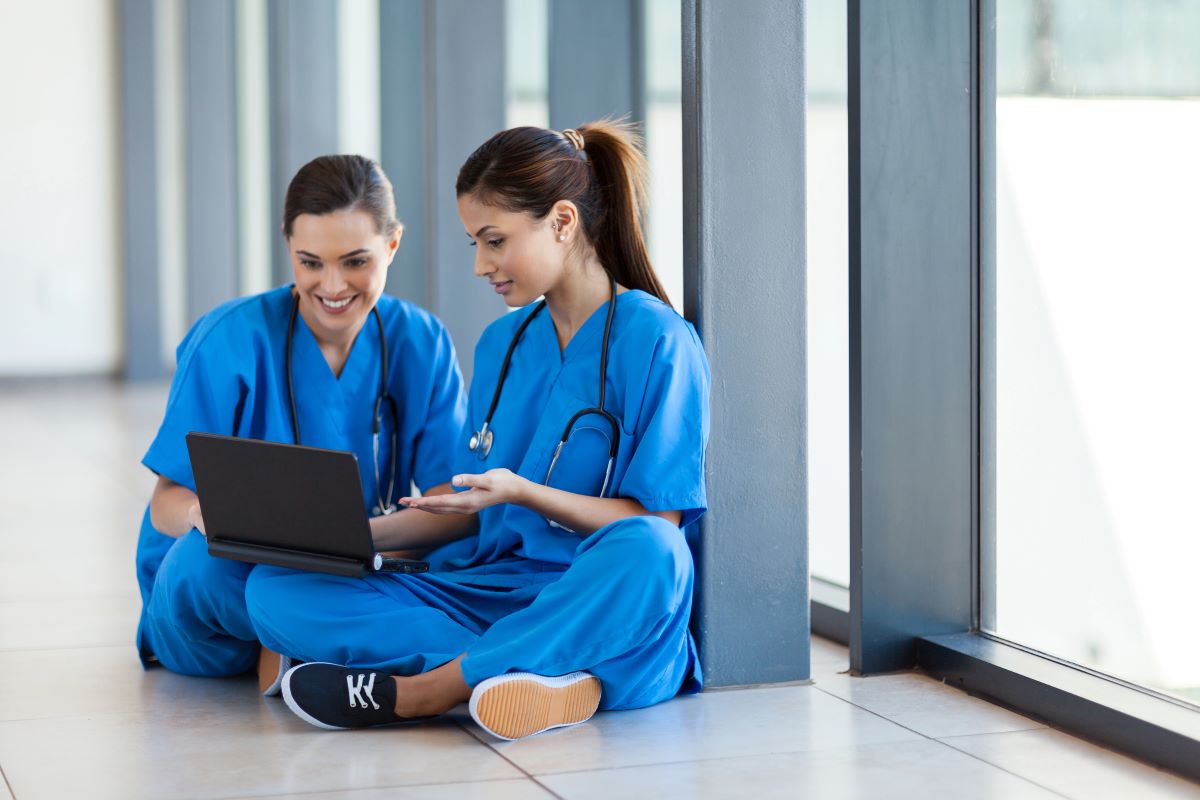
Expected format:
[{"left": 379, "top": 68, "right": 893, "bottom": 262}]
[{"left": 510, "top": 475, "right": 536, "bottom": 506}]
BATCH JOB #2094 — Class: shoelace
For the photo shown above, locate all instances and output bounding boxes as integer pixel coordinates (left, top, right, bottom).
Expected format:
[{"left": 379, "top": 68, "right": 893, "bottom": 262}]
[{"left": 346, "top": 672, "right": 380, "bottom": 710}]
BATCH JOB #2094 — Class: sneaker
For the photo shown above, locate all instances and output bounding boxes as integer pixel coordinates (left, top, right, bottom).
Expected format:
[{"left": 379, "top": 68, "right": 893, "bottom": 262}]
[
  {"left": 257, "top": 646, "right": 293, "bottom": 697},
  {"left": 281, "top": 662, "right": 410, "bottom": 730},
  {"left": 469, "top": 671, "right": 602, "bottom": 740}
]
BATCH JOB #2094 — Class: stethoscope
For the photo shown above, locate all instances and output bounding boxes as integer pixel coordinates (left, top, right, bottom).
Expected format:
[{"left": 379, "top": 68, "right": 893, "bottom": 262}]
[
  {"left": 468, "top": 277, "right": 621, "bottom": 501},
  {"left": 286, "top": 291, "right": 401, "bottom": 516}
]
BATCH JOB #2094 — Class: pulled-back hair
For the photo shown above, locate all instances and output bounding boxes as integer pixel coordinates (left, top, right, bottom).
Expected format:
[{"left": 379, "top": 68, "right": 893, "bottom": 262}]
[
  {"left": 282, "top": 154, "right": 400, "bottom": 238},
  {"left": 455, "top": 118, "right": 669, "bottom": 304}
]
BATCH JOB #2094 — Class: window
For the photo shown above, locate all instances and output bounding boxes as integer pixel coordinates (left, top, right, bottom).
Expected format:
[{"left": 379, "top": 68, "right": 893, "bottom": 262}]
[{"left": 985, "top": 0, "right": 1200, "bottom": 705}]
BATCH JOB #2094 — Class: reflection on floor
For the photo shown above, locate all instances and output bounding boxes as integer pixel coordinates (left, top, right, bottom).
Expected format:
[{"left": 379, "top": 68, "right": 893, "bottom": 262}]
[{"left": 1, "top": 380, "right": 1196, "bottom": 799}]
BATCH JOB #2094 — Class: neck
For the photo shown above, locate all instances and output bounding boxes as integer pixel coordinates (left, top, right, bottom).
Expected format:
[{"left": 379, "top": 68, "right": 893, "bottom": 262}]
[
  {"left": 296, "top": 299, "right": 364, "bottom": 378},
  {"left": 544, "top": 253, "right": 613, "bottom": 350}
]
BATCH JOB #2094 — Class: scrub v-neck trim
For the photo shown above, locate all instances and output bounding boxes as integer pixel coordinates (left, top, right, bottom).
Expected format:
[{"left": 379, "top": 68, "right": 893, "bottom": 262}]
[
  {"left": 549, "top": 289, "right": 642, "bottom": 363},
  {"left": 293, "top": 309, "right": 374, "bottom": 389}
]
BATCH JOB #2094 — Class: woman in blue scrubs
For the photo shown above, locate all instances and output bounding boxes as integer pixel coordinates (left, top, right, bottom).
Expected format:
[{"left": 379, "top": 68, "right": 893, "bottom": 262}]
[
  {"left": 136, "top": 155, "right": 467, "bottom": 688},
  {"left": 246, "top": 120, "right": 711, "bottom": 739}
]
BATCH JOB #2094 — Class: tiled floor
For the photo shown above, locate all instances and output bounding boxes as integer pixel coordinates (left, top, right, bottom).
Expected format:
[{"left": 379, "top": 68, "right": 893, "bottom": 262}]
[{"left": 1, "top": 380, "right": 1198, "bottom": 799}]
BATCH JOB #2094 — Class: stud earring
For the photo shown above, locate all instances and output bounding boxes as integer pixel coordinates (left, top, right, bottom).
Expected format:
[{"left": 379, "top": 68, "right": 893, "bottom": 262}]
[{"left": 558, "top": 234, "right": 565, "bottom": 241}]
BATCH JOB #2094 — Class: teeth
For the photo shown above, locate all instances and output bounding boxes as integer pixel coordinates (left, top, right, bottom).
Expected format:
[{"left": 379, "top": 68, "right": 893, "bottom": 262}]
[{"left": 321, "top": 296, "right": 352, "bottom": 309}]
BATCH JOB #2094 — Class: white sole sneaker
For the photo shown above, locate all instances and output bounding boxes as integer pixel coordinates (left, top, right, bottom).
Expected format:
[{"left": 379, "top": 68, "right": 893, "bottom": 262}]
[{"left": 469, "top": 671, "right": 601, "bottom": 741}]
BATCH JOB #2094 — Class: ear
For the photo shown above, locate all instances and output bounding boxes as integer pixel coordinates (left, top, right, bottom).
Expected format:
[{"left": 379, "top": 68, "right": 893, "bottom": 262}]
[
  {"left": 384, "top": 223, "right": 404, "bottom": 264},
  {"left": 550, "top": 201, "right": 579, "bottom": 242}
]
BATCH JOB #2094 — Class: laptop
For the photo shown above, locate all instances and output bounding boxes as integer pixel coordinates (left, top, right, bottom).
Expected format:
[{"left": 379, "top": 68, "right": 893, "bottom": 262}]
[{"left": 185, "top": 432, "right": 428, "bottom": 577}]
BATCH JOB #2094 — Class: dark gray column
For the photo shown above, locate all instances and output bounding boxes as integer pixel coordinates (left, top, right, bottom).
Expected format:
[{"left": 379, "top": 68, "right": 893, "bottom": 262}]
[
  {"left": 427, "top": 0, "right": 507, "bottom": 381},
  {"left": 119, "top": 0, "right": 166, "bottom": 379},
  {"left": 185, "top": 0, "right": 240, "bottom": 324},
  {"left": 682, "top": 0, "right": 809, "bottom": 687},
  {"left": 848, "top": 0, "right": 975, "bottom": 674},
  {"left": 548, "top": 0, "right": 645, "bottom": 130},
  {"left": 379, "top": 0, "right": 429, "bottom": 306},
  {"left": 268, "top": 0, "right": 340, "bottom": 285}
]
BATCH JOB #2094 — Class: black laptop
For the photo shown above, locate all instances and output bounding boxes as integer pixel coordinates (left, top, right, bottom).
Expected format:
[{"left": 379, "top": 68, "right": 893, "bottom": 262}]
[{"left": 185, "top": 432, "right": 428, "bottom": 577}]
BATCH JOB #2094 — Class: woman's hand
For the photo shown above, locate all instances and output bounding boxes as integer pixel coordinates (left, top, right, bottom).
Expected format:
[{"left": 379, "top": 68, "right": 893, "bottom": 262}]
[
  {"left": 399, "top": 469, "right": 529, "bottom": 516},
  {"left": 187, "top": 502, "right": 207, "bottom": 536}
]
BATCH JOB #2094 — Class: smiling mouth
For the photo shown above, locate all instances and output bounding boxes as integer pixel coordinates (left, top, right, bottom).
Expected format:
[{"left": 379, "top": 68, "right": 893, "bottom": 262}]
[
  {"left": 491, "top": 280, "right": 513, "bottom": 294},
  {"left": 318, "top": 295, "right": 356, "bottom": 311}
]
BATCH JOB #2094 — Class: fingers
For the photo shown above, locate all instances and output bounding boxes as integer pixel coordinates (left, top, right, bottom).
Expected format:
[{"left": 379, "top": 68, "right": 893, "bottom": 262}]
[
  {"left": 452, "top": 473, "right": 489, "bottom": 489},
  {"left": 401, "top": 492, "right": 478, "bottom": 515}
]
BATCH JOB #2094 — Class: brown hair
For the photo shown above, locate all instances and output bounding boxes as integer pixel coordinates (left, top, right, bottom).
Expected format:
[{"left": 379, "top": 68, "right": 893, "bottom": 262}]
[
  {"left": 282, "top": 155, "right": 400, "bottom": 239},
  {"left": 455, "top": 118, "right": 669, "bottom": 303}
]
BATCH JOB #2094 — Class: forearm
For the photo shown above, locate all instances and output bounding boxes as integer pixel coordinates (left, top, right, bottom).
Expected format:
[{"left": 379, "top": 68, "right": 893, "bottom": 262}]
[
  {"left": 371, "top": 483, "right": 479, "bottom": 551},
  {"left": 516, "top": 481, "right": 681, "bottom": 536},
  {"left": 149, "top": 476, "right": 199, "bottom": 538}
]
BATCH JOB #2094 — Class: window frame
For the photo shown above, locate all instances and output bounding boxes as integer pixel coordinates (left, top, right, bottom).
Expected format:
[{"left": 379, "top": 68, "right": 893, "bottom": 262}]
[{"left": 847, "top": 0, "right": 1200, "bottom": 780}]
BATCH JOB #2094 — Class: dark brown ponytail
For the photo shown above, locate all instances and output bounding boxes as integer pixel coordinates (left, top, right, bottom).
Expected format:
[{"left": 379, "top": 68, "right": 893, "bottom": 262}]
[{"left": 455, "top": 118, "right": 669, "bottom": 304}]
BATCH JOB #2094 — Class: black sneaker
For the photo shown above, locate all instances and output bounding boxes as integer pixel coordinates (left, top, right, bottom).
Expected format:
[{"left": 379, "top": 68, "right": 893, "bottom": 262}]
[{"left": 282, "top": 662, "right": 405, "bottom": 730}]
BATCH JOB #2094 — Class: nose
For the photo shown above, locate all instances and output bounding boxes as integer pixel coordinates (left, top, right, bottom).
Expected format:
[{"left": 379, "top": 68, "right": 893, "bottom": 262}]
[
  {"left": 320, "top": 265, "right": 348, "bottom": 295},
  {"left": 473, "top": 249, "right": 494, "bottom": 279}
]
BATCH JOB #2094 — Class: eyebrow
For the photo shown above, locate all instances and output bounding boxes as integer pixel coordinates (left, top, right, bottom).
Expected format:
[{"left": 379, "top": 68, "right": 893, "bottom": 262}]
[
  {"left": 295, "top": 248, "right": 371, "bottom": 260},
  {"left": 473, "top": 225, "right": 496, "bottom": 237}
]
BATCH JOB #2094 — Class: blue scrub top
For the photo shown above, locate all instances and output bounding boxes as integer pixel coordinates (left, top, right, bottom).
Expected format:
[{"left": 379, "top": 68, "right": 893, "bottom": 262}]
[
  {"left": 135, "top": 285, "right": 467, "bottom": 606},
  {"left": 428, "top": 289, "right": 711, "bottom": 584}
]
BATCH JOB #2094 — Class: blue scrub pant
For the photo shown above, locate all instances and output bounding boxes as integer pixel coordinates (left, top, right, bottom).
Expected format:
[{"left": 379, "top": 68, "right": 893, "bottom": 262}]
[
  {"left": 141, "top": 530, "right": 260, "bottom": 677},
  {"left": 245, "top": 516, "right": 700, "bottom": 711}
]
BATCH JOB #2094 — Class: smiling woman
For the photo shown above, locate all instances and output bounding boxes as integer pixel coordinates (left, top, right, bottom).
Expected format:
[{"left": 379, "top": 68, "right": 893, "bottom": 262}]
[{"left": 134, "top": 154, "right": 471, "bottom": 688}]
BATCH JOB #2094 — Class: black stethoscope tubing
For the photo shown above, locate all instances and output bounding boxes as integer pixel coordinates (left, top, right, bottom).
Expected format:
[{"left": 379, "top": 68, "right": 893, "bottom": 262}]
[
  {"left": 286, "top": 291, "right": 400, "bottom": 515},
  {"left": 469, "top": 277, "right": 621, "bottom": 497}
]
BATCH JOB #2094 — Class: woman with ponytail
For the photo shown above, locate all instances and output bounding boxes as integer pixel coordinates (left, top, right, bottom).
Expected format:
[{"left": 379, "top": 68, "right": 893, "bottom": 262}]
[{"left": 248, "top": 120, "right": 711, "bottom": 740}]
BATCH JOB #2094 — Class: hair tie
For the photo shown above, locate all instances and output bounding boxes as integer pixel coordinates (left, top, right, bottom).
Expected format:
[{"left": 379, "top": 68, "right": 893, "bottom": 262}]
[{"left": 562, "top": 128, "right": 585, "bottom": 152}]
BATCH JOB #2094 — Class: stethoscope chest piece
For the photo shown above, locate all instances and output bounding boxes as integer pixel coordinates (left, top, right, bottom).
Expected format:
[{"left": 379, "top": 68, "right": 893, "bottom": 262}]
[{"left": 468, "top": 422, "right": 494, "bottom": 460}]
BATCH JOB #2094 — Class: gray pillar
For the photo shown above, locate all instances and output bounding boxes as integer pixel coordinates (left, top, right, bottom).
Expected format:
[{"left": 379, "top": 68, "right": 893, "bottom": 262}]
[
  {"left": 848, "top": 0, "right": 975, "bottom": 674},
  {"left": 548, "top": 0, "right": 645, "bottom": 130},
  {"left": 682, "top": 0, "right": 809, "bottom": 687},
  {"left": 185, "top": 0, "right": 240, "bottom": 324},
  {"left": 379, "top": 0, "right": 429, "bottom": 306},
  {"left": 119, "top": 0, "right": 166, "bottom": 379},
  {"left": 268, "top": 0, "right": 340, "bottom": 285},
  {"left": 428, "top": 0, "right": 507, "bottom": 381}
]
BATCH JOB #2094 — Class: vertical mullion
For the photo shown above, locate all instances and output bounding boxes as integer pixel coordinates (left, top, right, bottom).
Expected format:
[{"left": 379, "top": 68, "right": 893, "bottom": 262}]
[
  {"left": 184, "top": 0, "right": 240, "bottom": 324},
  {"left": 681, "top": 0, "right": 809, "bottom": 687}
]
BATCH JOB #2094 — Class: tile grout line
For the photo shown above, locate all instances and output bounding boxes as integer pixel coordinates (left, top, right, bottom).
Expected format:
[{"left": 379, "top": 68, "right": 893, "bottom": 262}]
[
  {"left": 448, "top": 716, "right": 566, "bottom": 800},
  {"left": 200, "top": 775, "right": 539, "bottom": 800},
  {"left": 1, "top": 762, "right": 16, "bottom": 800},
  {"left": 812, "top": 683, "right": 1075, "bottom": 800}
]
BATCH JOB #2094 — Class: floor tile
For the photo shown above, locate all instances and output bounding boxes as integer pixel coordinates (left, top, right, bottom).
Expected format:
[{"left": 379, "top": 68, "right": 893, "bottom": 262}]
[
  {"left": 228, "top": 778, "right": 557, "bottom": 800},
  {"left": 813, "top": 668, "right": 1046, "bottom": 739},
  {"left": 0, "top": 593, "right": 140, "bottom": 651},
  {"left": 456, "top": 683, "right": 921, "bottom": 775},
  {"left": 811, "top": 634, "right": 849, "bottom": 668},
  {"left": 0, "top": 712, "right": 520, "bottom": 800},
  {"left": 943, "top": 728, "right": 1200, "bottom": 799},
  {"left": 0, "top": 646, "right": 266, "bottom": 722},
  {"left": 540, "top": 738, "right": 1060, "bottom": 800}
]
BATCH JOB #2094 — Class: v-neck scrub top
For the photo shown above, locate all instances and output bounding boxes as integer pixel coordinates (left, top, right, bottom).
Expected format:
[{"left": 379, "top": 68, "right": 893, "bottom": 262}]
[
  {"left": 135, "top": 285, "right": 466, "bottom": 671},
  {"left": 426, "top": 289, "right": 711, "bottom": 584}
]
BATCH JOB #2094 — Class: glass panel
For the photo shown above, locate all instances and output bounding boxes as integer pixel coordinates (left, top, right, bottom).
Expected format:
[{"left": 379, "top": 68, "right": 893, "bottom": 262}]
[
  {"left": 506, "top": 0, "right": 548, "bottom": 128},
  {"left": 806, "top": 0, "right": 850, "bottom": 589},
  {"left": 645, "top": 0, "right": 683, "bottom": 312},
  {"left": 987, "top": 0, "right": 1200, "bottom": 704}
]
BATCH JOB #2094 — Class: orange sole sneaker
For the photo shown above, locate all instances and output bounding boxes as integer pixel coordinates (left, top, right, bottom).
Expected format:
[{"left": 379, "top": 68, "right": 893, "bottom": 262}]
[{"left": 469, "top": 671, "right": 602, "bottom": 740}]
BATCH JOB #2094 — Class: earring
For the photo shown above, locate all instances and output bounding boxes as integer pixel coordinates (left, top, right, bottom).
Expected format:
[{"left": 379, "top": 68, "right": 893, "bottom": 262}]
[{"left": 558, "top": 234, "right": 565, "bottom": 241}]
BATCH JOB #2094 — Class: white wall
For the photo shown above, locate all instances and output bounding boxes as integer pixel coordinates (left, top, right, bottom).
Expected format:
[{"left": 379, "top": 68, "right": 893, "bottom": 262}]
[{"left": 0, "top": 0, "right": 121, "bottom": 374}]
